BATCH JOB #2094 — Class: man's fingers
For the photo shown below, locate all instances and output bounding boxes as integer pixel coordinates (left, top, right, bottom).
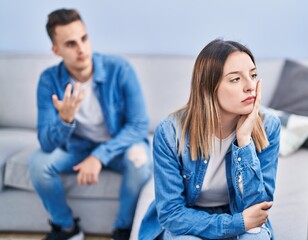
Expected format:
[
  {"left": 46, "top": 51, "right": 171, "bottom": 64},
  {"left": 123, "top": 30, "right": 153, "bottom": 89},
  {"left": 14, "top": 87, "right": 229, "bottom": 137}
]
[
  {"left": 72, "top": 82, "right": 81, "bottom": 99},
  {"left": 52, "top": 94, "right": 61, "bottom": 109},
  {"left": 73, "top": 164, "right": 80, "bottom": 171},
  {"left": 77, "top": 173, "right": 97, "bottom": 185},
  {"left": 64, "top": 83, "right": 72, "bottom": 102}
]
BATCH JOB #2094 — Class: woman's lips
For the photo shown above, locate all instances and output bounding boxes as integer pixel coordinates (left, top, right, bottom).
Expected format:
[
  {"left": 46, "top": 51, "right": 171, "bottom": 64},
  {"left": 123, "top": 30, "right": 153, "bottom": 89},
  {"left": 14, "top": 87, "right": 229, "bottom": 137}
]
[{"left": 242, "top": 96, "right": 255, "bottom": 104}]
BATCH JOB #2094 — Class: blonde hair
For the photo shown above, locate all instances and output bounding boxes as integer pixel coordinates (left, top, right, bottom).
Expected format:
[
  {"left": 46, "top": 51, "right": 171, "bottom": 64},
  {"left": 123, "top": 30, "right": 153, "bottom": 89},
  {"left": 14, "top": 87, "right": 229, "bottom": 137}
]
[{"left": 175, "top": 39, "right": 269, "bottom": 160}]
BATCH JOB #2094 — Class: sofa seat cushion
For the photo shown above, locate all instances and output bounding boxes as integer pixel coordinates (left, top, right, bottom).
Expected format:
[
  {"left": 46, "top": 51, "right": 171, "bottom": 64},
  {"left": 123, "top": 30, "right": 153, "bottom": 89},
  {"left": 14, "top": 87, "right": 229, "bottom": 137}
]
[
  {"left": 0, "top": 128, "right": 38, "bottom": 191},
  {"left": 4, "top": 145, "right": 122, "bottom": 199},
  {"left": 0, "top": 188, "right": 118, "bottom": 234},
  {"left": 270, "top": 149, "right": 308, "bottom": 239}
]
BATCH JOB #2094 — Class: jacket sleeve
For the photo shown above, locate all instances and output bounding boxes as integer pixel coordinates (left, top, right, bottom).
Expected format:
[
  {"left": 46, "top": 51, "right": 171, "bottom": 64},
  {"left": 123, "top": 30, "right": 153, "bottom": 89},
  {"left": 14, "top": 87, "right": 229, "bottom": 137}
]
[
  {"left": 153, "top": 120, "right": 245, "bottom": 239},
  {"left": 230, "top": 113, "right": 281, "bottom": 210},
  {"left": 91, "top": 62, "right": 150, "bottom": 165},
  {"left": 36, "top": 72, "right": 75, "bottom": 152}
]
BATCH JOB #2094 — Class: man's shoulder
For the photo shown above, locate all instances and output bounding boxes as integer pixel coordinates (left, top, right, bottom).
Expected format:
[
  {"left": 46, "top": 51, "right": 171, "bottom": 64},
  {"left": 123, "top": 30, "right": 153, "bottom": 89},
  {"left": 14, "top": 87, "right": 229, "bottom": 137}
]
[
  {"left": 93, "top": 53, "right": 131, "bottom": 68},
  {"left": 40, "top": 61, "right": 63, "bottom": 78}
]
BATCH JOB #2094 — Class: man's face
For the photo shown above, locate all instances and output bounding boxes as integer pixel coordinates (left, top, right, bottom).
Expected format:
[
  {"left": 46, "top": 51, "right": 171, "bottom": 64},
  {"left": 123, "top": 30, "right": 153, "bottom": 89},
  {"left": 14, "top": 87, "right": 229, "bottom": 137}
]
[{"left": 52, "top": 20, "right": 92, "bottom": 73}]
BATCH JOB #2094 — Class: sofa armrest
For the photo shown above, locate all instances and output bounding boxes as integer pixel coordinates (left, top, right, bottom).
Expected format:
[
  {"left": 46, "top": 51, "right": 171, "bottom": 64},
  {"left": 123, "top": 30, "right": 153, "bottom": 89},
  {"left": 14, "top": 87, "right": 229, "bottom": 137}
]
[{"left": 130, "top": 177, "right": 154, "bottom": 239}]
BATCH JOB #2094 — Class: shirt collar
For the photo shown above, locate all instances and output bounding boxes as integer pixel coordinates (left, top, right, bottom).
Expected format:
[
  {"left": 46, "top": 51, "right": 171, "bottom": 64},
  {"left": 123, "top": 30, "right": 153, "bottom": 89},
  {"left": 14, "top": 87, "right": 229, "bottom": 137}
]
[{"left": 59, "top": 53, "right": 106, "bottom": 87}]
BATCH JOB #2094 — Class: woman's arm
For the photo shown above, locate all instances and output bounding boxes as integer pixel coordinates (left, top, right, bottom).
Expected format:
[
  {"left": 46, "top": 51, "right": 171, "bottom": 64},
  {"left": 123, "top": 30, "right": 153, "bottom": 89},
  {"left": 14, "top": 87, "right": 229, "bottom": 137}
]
[
  {"left": 231, "top": 112, "right": 281, "bottom": 209},
  {"left": 153, "top": 119, "right": 245, "bottom": 239}
]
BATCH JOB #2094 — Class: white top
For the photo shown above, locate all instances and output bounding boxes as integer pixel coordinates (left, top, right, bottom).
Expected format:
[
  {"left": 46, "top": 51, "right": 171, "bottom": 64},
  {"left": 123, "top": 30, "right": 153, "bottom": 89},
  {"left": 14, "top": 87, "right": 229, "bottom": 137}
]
[
  {"left": 195, "top": 132, "right": 236, "bottom": 207},
  {"left": 71, "top": 77, "right": 111, "bottom": 143}
]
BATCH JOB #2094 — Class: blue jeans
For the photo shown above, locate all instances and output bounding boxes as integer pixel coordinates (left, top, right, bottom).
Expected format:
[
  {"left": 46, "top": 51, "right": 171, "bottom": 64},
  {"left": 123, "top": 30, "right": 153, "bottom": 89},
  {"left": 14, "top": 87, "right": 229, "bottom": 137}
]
[
  {"left": 162, "top": 227, "right": 270, "bottom": 240},
  {"left": 160, "top": 205, "right": 271, "bottom": 240},
  {"left": 29, "top": 142, "right": 152, "bottom": 230}
]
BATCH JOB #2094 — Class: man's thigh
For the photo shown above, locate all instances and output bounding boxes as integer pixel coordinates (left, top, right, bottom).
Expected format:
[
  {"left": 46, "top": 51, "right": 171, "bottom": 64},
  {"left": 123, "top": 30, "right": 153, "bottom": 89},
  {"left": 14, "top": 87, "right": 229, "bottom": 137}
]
[{"left": 30, "top": 148, "right": 87, "bottom": 174}]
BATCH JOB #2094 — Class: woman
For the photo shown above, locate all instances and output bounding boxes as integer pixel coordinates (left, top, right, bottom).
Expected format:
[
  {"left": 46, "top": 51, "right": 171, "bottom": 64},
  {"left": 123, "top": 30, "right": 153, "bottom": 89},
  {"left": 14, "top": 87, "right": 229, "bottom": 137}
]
[{"left": 139, "top": 39, "right": 280, "bottom": 240}]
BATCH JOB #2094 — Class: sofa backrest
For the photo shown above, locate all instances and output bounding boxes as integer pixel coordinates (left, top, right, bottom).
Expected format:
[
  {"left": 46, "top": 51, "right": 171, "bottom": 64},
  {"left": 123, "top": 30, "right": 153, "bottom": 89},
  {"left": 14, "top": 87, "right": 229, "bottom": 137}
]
[
  {"left": 0, "top": 54, "right": 59, "bottom": 130},
  {"left": 0, "top": 53, "right": 304, "bottom": 132}
]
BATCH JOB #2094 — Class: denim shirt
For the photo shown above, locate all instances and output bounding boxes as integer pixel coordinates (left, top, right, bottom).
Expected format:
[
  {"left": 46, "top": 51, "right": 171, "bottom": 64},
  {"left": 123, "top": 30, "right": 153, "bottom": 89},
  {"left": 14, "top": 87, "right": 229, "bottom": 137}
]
[
  {"left": 36, "top": 53, "right": 149, "bottom": 165},
  {"left": 139, "top": 108, "right": 280, "bottom": 240}
]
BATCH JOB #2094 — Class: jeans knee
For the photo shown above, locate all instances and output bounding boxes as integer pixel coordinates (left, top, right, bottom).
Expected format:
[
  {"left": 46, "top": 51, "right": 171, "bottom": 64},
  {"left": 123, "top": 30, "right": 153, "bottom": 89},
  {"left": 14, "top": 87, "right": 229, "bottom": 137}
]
[
  {"left": 124, "top": 143, "right": 152, "bottom": 182},
  {"left": 126, "top": 143, "right": 151, "bottom": 168}
]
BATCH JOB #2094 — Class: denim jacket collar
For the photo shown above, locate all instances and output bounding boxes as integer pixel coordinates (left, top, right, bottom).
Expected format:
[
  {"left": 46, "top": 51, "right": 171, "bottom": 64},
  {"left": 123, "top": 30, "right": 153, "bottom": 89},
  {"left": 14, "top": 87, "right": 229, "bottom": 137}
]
[{"left": 59, "top": 53, "right": 106, "bottom": 87}]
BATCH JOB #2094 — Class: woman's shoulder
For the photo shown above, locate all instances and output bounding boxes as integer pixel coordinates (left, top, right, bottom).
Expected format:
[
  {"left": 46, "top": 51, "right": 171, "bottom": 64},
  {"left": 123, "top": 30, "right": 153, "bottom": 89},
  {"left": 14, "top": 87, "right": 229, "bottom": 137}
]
[
  {"left": 153, "top": 112, "right": 185, "bottom": 147},
  {"left": 155, "top": 114, "right": 179, "bottom": 136},
  {"left": 260, "top": 106, "right": 281, "bottom": 133}
]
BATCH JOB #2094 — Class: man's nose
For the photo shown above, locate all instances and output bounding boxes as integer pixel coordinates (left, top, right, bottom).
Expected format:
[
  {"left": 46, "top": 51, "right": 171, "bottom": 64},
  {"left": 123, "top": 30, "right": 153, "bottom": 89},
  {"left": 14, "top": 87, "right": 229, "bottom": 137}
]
[{"left": 77, "top": 42, "right": 85, "bottom": 54}]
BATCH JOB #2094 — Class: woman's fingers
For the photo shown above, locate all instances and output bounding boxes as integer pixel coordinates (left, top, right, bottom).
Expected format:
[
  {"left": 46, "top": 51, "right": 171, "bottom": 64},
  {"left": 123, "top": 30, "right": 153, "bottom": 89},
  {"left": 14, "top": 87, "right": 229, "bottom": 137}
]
[{"left": 253, "top": 79, "right": 262, "bottom": 112}]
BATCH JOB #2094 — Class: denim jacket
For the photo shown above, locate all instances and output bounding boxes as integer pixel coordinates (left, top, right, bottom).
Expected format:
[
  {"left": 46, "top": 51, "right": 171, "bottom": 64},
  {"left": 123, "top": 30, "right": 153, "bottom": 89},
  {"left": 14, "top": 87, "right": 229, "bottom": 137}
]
[
  {"left": 36, "top": 53, "right": 149, "bottom": 165},
  {"left": 139, "top": 108, "right": 280, "bottom": 240}
]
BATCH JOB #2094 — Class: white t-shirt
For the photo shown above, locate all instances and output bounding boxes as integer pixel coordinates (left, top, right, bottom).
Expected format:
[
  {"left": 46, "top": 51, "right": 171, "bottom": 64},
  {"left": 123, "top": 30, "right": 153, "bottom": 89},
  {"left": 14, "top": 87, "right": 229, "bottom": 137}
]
[
  {"left": 195, "top": 132, "right": 235, "bottom": 207},
  {"left": 71, "top": 77, "right": 110, "bottom": 143}
]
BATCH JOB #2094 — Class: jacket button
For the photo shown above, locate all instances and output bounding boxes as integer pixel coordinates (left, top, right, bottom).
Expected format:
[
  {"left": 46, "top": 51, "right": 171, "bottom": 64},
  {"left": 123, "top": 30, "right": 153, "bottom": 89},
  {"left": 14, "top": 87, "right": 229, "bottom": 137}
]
[
  {"left": 196, "top": 184, "right": 200, "bottom": 189},
  {"left": 237, "top": 157, "right": 241, "bottom": 161},
  {"left": 183, "top": 175, "right": 187, "bottom": 179},
  {"left": 204, "top": 160, "right": 208, "bottom": 164}
]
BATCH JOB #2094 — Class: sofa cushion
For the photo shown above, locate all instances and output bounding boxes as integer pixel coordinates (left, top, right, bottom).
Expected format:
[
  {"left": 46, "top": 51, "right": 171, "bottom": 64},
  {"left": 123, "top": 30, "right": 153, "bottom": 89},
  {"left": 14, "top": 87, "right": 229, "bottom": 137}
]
[
  {"left": 270, "top": 149, "right": 308, "bottom": 240},
  {"left": 269, "top": 109, "right": 308, "bottom": 156},
  {"left": 130, "top": 177, "right": 154, "bottom": 240},
  {"left": 269, "top": 59, "right": 308, "bottom": 116},
  {"left": 0, "top": 188, "right": 118, "bottom": 234},
  {"left": 4, "top": 145, "right": 122, "bottom": 199},
  {"left": 0, "top": 128, "right": 38, "bottom": 191}
]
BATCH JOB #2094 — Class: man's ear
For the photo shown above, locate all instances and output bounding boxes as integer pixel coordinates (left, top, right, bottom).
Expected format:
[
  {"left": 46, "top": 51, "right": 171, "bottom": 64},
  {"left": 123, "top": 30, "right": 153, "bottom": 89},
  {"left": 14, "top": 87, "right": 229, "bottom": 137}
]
[{"left": 52, "top": 45, "right": 60, "bottom": 56}]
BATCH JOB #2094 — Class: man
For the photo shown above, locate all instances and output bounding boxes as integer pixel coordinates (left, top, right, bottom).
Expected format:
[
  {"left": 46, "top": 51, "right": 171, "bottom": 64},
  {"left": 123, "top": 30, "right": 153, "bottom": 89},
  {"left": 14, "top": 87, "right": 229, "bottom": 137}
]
[{"left": 29, "top": 8, "right": 151, "bottom": 240}]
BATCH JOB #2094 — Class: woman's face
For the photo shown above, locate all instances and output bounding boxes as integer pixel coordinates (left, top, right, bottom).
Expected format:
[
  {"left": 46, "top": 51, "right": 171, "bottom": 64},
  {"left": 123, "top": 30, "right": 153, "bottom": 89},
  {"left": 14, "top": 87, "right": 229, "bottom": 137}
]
[{"left": 217, "top": 51, "right": 258, "bottom": 118}]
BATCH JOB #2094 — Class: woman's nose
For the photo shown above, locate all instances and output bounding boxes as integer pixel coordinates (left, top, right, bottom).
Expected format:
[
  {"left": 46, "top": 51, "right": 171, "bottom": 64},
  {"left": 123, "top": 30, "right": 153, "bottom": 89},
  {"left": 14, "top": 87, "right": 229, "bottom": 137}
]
[{"left": 244, "top": 79, "right": 256, "bottom": 93}]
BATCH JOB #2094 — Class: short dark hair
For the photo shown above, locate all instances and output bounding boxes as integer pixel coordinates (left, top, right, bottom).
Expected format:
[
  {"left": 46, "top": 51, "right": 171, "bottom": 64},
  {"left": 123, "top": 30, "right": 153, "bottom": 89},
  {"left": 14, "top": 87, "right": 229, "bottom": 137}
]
[{"left": 46, "top": 8, "right": 83, "bottom": 42}]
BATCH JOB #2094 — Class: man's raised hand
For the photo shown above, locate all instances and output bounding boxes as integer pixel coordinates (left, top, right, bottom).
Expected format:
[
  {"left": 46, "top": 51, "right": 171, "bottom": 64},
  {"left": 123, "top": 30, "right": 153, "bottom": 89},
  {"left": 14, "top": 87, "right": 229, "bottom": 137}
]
[{"left": 52, "top": 83, "right": 86, "bottom": 123}]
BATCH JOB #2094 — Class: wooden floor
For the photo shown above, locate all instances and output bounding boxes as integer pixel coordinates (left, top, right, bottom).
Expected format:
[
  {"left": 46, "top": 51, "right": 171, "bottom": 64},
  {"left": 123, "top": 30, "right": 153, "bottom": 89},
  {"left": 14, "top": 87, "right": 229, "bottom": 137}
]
[{"left": 0, "top": 233, "right": 111, "bottom": 240}]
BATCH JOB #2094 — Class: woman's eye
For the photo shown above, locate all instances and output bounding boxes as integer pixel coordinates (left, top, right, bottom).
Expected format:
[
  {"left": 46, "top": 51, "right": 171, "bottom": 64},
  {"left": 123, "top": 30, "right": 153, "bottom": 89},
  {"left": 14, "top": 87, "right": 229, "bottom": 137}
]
[
  {"left": 230, "top": 77, "right": 240, "bottom": 83},
  {"left": 251, "top": 73, "right": 258, "bottom": 79}
]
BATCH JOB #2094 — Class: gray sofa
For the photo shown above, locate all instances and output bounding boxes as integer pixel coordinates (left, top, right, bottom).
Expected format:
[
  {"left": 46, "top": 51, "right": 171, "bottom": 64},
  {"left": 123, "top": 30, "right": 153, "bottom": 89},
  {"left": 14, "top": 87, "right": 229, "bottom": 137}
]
[{"left": 0, "top": 54, "right": 308, "bottom": 240}]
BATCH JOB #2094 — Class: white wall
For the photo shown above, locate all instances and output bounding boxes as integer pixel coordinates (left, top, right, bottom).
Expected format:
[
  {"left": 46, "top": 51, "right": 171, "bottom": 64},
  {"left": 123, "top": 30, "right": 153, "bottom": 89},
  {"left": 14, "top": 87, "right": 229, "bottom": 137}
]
[{"left": 0, "top": 0, "right": 307, "bottom": 58}]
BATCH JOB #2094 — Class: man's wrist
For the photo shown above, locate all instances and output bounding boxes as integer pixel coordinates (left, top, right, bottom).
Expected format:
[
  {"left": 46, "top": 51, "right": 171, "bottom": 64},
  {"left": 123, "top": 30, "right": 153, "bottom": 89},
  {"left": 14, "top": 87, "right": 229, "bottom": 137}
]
[{"left": 60, "top": 115, "right": 74, "bottom": 124}]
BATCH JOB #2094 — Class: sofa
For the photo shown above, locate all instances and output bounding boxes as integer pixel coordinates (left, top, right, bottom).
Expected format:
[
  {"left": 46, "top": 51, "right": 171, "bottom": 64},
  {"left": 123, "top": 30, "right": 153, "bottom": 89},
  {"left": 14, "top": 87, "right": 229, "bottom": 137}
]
[{"left": 0, "top": 53, "right": 308, "bottom": 240}]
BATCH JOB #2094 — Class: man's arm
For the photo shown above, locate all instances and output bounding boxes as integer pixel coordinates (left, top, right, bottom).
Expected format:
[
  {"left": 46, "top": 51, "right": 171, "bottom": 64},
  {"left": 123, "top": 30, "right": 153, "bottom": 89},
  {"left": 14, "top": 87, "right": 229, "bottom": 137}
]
[
  {"left": 91, "top": 61, "right": 149, "bottom": 165},
  {"left": 37, "top": 72, "right": 85, "bottom": 152}
]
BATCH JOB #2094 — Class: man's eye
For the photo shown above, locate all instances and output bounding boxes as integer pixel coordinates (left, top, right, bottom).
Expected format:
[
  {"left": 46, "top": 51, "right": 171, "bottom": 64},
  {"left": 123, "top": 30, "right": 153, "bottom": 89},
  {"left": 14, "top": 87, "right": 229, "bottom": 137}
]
[
  {"left": 82, "top": 35, "right": 88, "bottom": 42},
  {"left": 66, "top": 42, "right": 75, "bottom": 47}
]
